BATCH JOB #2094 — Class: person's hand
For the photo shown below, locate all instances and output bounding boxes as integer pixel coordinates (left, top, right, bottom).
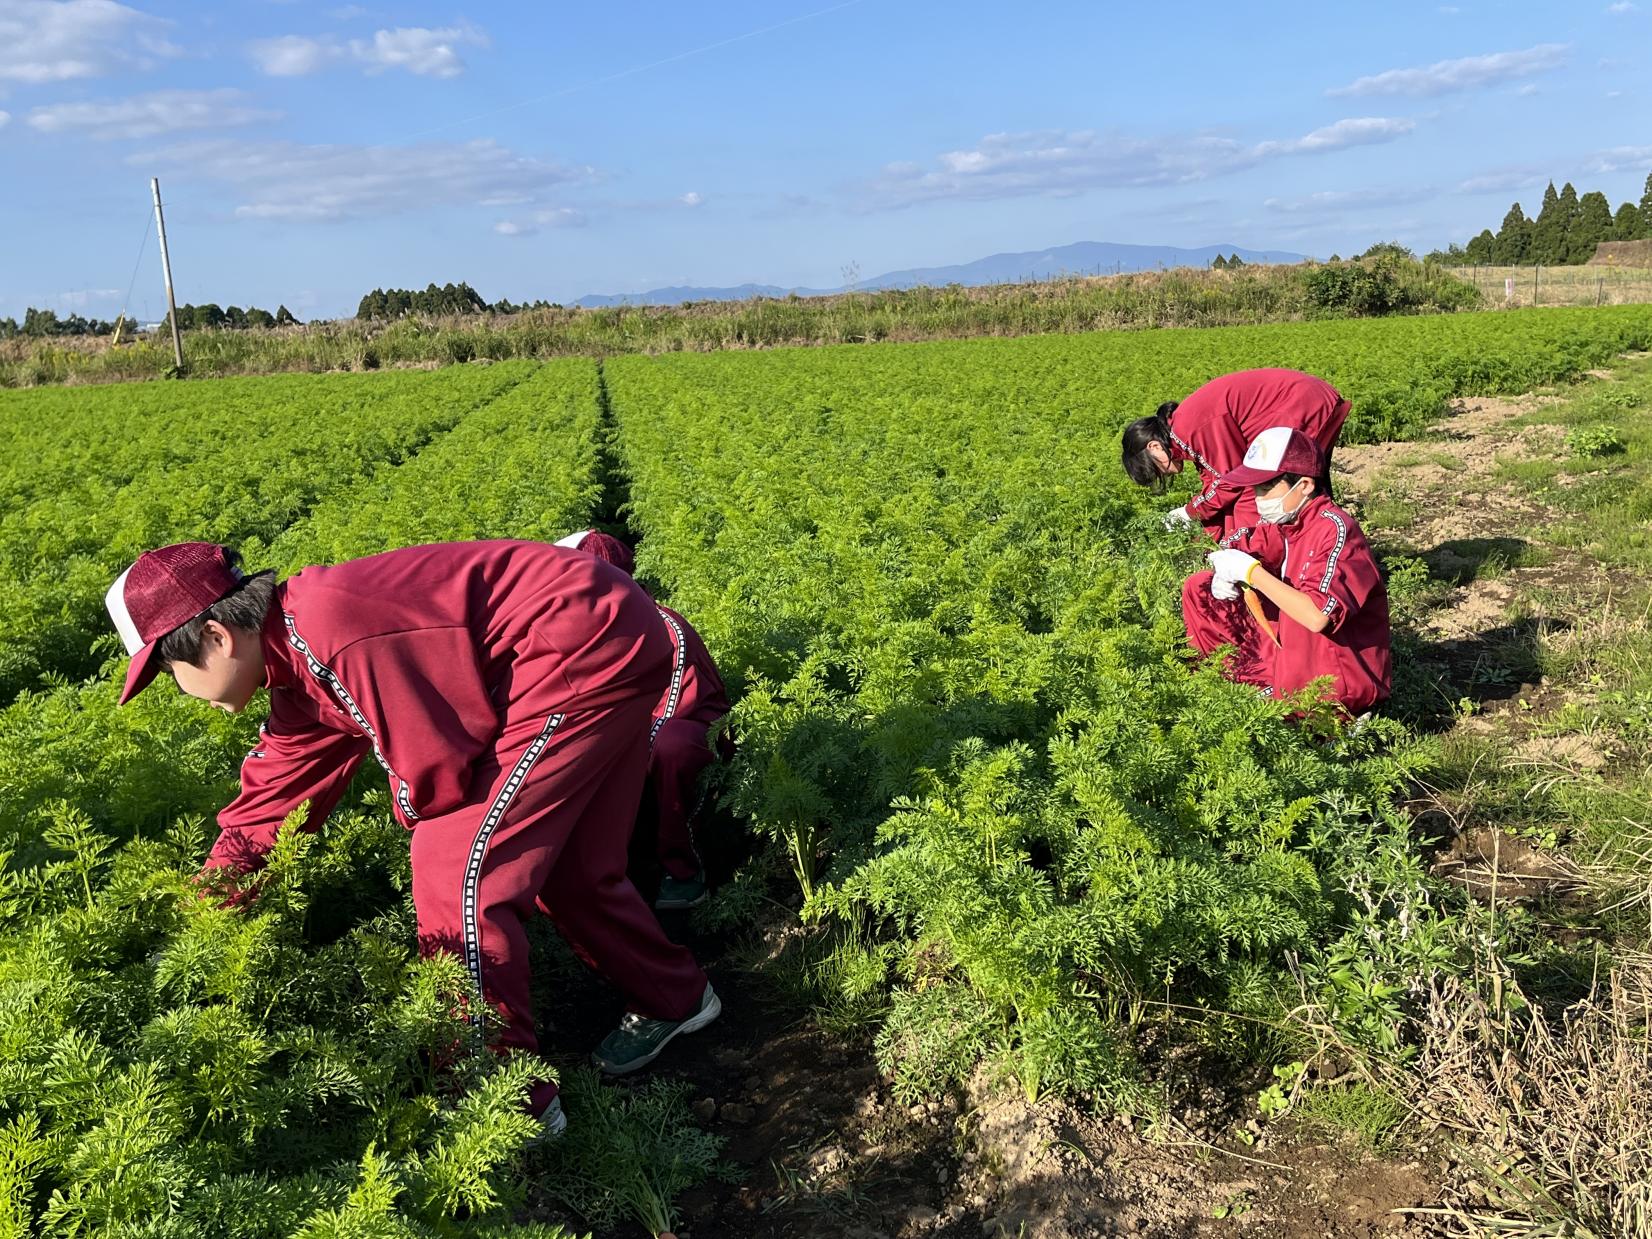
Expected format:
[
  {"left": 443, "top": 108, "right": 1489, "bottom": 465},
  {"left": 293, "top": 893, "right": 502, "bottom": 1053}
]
[
  {"left": 1162, "top": 505, "right": 1195, "bottom": 531},
  {"left": 1210, "top": 574, "right": 1241, "bottom": 601},
  {"left": 1208, "top": 548, "right": 1259, "bottom": 588}
]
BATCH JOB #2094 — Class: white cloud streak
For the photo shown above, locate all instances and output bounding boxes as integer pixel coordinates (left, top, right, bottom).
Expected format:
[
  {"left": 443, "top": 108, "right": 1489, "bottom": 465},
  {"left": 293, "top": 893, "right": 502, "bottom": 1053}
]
[
  {"left": 0, "top": 0, "right": 179, "bottom": 84},
  {"left": 862, "top": 118, "right": 1415, "bottom": 209},
  {"left": 135, "top": 137, "right": 595, "bottom": 222},
  {"left": 0, "top": 110, "right": 9, "bottom": 127},
  {"left": 1607, "top": 2, "right": 1636, "bottom": 13},
  {"left": 1328, "top": 44, "right": 1567, "bottom": 97},
  {"left": 1584, "top": 144, "right": 1652, "bottom": 174},
  {"left": 249, "top": 22, "right": 487, "bottom": 78},
  {"left": 1456, "top": 167, "right": 1547, "bottom": 194},
  {"left": 493, "top": 207, "right": 588, "bottom": 236},
  {"left": 1263, "top": 187, "right": 1436, "bottom": 214},
  {"left": 26, "top": 89, "right": 278, "bottom": 140}
]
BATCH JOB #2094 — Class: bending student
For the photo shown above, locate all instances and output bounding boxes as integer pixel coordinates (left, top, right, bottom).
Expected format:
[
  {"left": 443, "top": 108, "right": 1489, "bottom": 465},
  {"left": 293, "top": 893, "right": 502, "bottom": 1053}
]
[
  {"left": 1121, "top": 368, "right": 1350, "bottom": 541},
  {"left": 105, "top": 539, "right": 723, "bottom": 1140},
  {"left": 557, "top": 528, "right": 733, "bottom": 912}
]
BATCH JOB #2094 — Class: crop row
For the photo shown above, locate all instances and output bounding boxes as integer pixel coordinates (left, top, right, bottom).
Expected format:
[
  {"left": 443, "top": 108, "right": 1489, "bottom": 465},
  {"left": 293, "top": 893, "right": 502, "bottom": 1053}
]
[
  {"left": 0, "top": 363, "right": 540, "bottom": 701},
  {"left": 604, "top": 306, "right": 1652, "bottom": 1099},
  {"left": 0, "top": 363, "right": 636, "bottom": 1237}
]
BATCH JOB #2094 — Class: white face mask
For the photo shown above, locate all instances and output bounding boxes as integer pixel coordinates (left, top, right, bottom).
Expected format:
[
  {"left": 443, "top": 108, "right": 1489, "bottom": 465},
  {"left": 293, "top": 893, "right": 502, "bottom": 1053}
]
[{"left": 1256, "top": 481, "right": 1307, "bottom": 525}]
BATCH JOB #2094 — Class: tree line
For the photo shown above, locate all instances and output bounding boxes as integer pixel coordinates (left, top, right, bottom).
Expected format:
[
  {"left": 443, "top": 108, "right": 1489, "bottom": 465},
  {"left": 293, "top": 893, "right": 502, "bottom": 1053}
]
[
  {"left": 0, "top": 303, "right": 302, "bottom": 340},
  {"left": 1428, "top": 172, "right": 1652, "bottom": 266},
  {"left": 0, "top": 308, "right": 121, "bottom": 338},
  {"left": 355, "top": 282, "right": 559, "bottom": 321},
  {"left": 167, "top": 303, "right": 301, "bottom": 331}
]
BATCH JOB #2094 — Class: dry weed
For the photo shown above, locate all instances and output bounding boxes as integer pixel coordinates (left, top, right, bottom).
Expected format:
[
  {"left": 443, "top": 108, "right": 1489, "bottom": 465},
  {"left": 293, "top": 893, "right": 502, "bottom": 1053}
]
[{"left": 1407, "top": 960, "right": 1652, "bottom": 1238}]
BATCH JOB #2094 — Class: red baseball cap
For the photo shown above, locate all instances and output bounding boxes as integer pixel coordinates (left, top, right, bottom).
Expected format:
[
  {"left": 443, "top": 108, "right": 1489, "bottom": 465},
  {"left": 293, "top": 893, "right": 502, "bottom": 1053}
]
[
  {"left": 1222, "top": 426, "right": 1326, "bottom": 488},
  {"left": 554, "top": 528, "right": 636, "bottom": 577},
  {"left": 105, "top": 542, "right": 244, "bottom": 705}
]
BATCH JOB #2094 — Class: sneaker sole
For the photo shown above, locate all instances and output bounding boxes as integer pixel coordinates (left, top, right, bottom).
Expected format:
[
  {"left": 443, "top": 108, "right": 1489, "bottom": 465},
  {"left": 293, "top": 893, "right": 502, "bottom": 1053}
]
[{"left": 595, "top": 988, "right": 723, "bottom": 1076}]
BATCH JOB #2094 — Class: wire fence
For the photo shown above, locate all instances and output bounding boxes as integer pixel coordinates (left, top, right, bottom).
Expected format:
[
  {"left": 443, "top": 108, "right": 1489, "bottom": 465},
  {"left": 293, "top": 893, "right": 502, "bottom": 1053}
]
[{"left": 1462, "top": 264, "right": 1652, "bottom": 308}]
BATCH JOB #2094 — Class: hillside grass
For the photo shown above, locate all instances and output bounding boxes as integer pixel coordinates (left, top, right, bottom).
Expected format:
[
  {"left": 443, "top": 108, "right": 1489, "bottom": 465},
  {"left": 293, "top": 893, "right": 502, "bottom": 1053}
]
[{"left": 1, "top": 257, "right": 1480, "bottom": 388}]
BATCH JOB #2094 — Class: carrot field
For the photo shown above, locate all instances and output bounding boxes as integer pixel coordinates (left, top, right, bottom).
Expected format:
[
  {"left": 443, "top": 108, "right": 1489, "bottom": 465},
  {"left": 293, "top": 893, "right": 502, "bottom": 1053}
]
[{"left": 4, "top": 305, "right": 1651, "bottom": 1238}]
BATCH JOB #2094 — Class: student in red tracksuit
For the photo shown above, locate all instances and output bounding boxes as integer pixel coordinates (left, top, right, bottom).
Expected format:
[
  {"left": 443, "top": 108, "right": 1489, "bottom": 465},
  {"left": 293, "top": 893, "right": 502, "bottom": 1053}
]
[
  {"left": 556, "top": 529, "right": 733, "bottom": 911},
  {"left": 1180, "top": 427, "right": 1391, "bottom": 716},
  {"left": 105, "top": 539, "right": 722, "bottom": 1139},
  {"left": 1121, "top": 368, "right": 1350, "bottom": 542}
]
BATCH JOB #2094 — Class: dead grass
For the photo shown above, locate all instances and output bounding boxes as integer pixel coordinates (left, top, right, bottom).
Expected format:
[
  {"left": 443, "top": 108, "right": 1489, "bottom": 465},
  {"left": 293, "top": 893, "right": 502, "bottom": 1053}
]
[
  {"left": 1463, "top": 264, "right": 1652, "bottom": 309},
  {"left": 1405, "top": 960, "right": 1652, "bottom": 1239}
]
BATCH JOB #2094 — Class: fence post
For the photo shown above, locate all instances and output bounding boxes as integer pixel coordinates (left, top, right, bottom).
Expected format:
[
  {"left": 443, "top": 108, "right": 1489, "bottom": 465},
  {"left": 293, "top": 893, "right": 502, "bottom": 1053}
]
[
  {"left": 1597, "top": 276, "right": 1605, "bottom": 307},
  {"left": 1534, "top": 264, "right": 1540, "bottom": 305}
]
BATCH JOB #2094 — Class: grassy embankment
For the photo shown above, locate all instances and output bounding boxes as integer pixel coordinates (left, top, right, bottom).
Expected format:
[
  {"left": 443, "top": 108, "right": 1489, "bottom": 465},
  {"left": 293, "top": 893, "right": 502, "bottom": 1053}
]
[{"left": 0, "top": 257, "right": 1478, "bottom": 388}]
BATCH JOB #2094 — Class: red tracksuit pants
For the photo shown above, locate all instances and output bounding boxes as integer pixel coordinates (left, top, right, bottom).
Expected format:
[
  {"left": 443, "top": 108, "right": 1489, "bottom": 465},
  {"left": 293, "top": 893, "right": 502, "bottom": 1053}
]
[
  {"left": 410, "top": 689, "right": 708, "bottom": 1109},
  {"left": 651, "top": 716, "right": 720, "bottom": 880},
  {"left": 1182, "top": 571, "right": 1273, "bottom": 690}
]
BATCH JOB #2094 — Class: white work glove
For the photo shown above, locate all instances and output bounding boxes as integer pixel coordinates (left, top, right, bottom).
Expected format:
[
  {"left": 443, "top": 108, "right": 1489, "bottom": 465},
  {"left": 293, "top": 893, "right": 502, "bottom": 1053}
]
[
  {"left": 1207, "top": 548, "right": 1259, "bottom": 600},
  {"left": 1162, "top": 505, "right": 1195, "bottom": 531}
]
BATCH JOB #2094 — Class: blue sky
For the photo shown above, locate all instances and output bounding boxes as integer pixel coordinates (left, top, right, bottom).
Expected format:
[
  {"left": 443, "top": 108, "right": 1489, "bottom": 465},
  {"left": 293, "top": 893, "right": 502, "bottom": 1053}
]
[{"left": 1, "top": 0, "right": 1648, "bottom": 320}]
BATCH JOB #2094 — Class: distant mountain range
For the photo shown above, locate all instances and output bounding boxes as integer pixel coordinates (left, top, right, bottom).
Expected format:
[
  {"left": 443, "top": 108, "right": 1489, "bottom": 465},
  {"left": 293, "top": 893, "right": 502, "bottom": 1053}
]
[{"left": 572, "top": 241, "right": 1308, "bottom": 308}]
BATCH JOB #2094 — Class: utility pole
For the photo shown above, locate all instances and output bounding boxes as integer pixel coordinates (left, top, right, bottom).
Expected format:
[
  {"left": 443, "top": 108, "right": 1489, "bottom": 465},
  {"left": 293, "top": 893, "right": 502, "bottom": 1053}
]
[{"left": 151, "top": 177, "right": 185, "bottom": 372}]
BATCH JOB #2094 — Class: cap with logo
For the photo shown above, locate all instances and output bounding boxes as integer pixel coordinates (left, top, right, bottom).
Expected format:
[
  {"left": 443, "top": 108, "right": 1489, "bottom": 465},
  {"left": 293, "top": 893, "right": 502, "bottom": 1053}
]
[
  {"left": 105, "top": 542, "right": 244, "bottom": 706},
  {"left": 1221, "top": 425, "right": 1326, "bottom": 488}
]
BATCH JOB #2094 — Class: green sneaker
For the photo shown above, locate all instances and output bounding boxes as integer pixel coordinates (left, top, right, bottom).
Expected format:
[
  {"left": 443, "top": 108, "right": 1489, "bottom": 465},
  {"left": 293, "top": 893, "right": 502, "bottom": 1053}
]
[
  {"left": 654, "top": 870, "right": 708, "bottom": 910},
  {"left": 592, "top": 984, "right": 722, "bottom": 1075}
]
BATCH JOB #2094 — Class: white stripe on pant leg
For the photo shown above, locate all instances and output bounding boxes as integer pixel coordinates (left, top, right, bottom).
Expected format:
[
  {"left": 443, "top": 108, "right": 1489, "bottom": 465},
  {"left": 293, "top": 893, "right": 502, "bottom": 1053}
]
[
  {"left": 461, "top": 711, "right": 565, "bottom": 1023},
  {"left": 650, "top": 608, "right": 688, "bottom": 745}
]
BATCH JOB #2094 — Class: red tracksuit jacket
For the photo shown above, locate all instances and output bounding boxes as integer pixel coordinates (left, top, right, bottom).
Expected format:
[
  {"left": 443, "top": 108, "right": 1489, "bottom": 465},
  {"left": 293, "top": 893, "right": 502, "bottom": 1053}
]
[
  {"left": 1222, "top": 495, "right": 1391, "bottom": 713},
  {"left": 1168, "top": 369, "right": 1350, "bottom": 540},
  {"left": 209, "top": 540, "right": 665, "bottom": 869},
  {"left": 650, "top": 603, "right": 731, "bottom": 739}
]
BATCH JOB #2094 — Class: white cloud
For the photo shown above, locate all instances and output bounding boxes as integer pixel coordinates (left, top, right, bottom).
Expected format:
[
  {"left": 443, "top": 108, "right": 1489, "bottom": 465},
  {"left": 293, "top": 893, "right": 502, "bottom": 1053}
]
[
  {"left": 1328, "top": 44, "right": 1568, "bottom": 97},
  {"left": 249, "top": 22, "right": 487, "bottom": 78},
  {"left": 1584, "top": 144, "right": 1652, "bottom": 173},
  {"left": 0, "top": 110, "right": 9, "bottom": 127},
  {"left": 26, "top": 89, "right": 277, "bottom": 140},
  {"left": 54, "top": 286, "right": 120, "bottom": 308},
  {"left": 136, "top": 137, "right": 595, "bottom": 222},
  {"left": 1607, "top": 2, "right": 1636, "bottom": 13},
  {"left": 1263, "top": 187, "right": 1436, "bottom": 214},
  {"left": 1517, "top": 83, "right": 1541, "bottom": 96},
  {"left": 248, "top": 34, "right": 335, "bottom": 76},
  {"left": 1456, "top": 167, "right": 1547, "bottom": 194},
  {"left": 862, "top": 118, "right": 1414, "bottom": 209},
  {"left": 329, "top": 4, "right": 371, "bottom": 17},
  {"left": 679, "top": 190, "right": 703, "bottom": 207},
  {"left": 0, "top": 0, "right": 179, "bottom": 84},
  {"left": 492, "top": 206, "right": 588, "bottom": 236}
]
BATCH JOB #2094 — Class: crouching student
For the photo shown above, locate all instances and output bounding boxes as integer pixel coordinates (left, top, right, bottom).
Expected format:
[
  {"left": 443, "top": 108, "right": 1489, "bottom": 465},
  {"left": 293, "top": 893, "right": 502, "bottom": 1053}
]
[
  {"left": 556, "top": 529, "right": 733, "bottom": 911},
  {"left": 1180, "top": 427, "right": 1391, "bottom": 716},
  {"left": 105, "top": 539, "right": 724, "bottom": 1139}
]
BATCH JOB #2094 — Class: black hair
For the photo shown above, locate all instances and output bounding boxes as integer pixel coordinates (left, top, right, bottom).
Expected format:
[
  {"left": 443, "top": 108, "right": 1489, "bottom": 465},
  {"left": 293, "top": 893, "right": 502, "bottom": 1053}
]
[
  {"left": 156, "top": 549, "right": 278, "bottom": 668},
  {"left": 1120, "top": 401, "right": 1180, "bottom": 487}
]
